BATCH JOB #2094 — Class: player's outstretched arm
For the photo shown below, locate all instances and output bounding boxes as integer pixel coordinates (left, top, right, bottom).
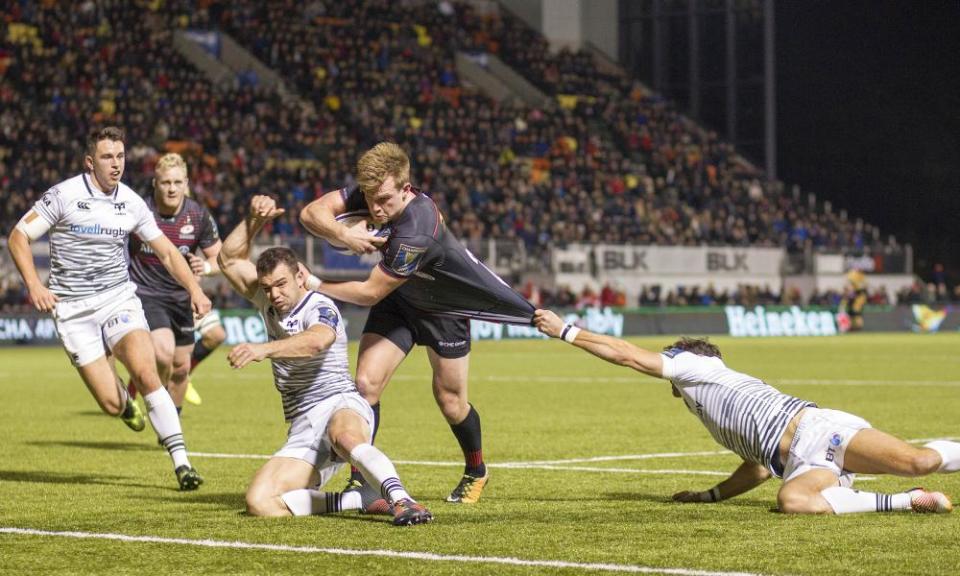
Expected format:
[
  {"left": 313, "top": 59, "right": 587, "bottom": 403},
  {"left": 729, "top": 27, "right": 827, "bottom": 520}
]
[
  {"left": 673, "top": 460, "right": 771, "bottom": 504},
  {"left": 9, "top": 210, "right": 58, "bottom": 312},
  {"left": 300, "top": 191, "right": 384, "bottom": 255},
  {"left": 316, "top": 265, "right": 405, "bottom": 307},
  {"left": 533, "top": 309, "right": 664, "bottom": 378},
  {"left": 218, "top": 195, "right": 284, "bottom": 301},
  {"left": 228, "top": 325, "right": 335, "bottom": 369}
]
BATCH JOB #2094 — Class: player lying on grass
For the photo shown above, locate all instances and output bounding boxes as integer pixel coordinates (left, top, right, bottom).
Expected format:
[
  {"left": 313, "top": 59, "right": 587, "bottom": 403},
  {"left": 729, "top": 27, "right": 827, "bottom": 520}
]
[
  {"left": 533, "top": 309, "right": 959, "bottom": 515},
  {"left": 217, "top": 195, "right": 432, "bottom": 525}
]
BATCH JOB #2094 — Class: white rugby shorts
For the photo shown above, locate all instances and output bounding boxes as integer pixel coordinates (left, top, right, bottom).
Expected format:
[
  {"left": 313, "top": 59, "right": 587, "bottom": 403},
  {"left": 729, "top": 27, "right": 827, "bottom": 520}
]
[
  {"left": 782, "top": 407, "right": 872, "bottom": 487},
  {"left": 273, "top": 392, "right": 375, "bottom": 488},
  {"left": 53, "top": 282, "right": 150, "bottom": 367}
]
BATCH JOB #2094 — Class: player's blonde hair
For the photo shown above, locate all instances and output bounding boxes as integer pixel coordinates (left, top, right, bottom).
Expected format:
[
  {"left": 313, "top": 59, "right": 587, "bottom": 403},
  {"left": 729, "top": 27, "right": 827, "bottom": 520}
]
[
  {"left": 357, "top": 142, "right": 410, "bottom": 196},
  {"left": 154, "top": 153, "right": 191, "bottom": 197},
  {"left": 155, "top": 152, "right": 187, "bottom": 174}
]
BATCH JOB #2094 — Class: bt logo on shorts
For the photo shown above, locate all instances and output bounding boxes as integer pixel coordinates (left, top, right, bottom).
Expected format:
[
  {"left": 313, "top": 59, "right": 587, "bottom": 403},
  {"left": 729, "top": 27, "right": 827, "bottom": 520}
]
[
  {"left": 106, "top": 312, "right": 132, "bottom": 329},
  {"left": 825, "top": 433, "right": 843, "bottom": 462}
]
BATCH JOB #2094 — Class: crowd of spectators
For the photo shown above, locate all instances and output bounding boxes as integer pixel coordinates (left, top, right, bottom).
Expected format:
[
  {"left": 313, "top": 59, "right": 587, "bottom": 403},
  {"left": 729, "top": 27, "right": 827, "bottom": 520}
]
[
  {"left": 0, "top": 0, "right": 344, "bottom": 238},
  {"left": 0, "top": 0, "right": 915, "bottom": 314},
  {"left": 450, "top": 2, "right": 896, "bottom": 255},
  {"left": 197, "top": 0, "right": 900, "bottom": 256},
  {"left": 1, "top": 0, "right": 902, "bottom": 254}
]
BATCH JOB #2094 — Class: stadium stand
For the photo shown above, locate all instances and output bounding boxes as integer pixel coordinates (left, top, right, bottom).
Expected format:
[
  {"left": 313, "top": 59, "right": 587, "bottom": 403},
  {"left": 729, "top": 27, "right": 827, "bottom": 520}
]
[
  {"left": 214, "top": 1, "right": 906, "bottom": 255},
  {"left": 0, "top": 0, "right": 930, "bottom": 308}
]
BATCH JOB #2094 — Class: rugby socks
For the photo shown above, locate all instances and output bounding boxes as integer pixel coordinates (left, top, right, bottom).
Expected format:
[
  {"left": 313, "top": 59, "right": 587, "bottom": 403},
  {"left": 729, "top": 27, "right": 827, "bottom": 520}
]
[
  {"left": 190, "top": 341, "right": 214, "bottom": 372},
  {"left": 349, "top": 442, "right": 412, "bottom": 504},
  {"left": 450, "top": 404, "right": 486, "bottom": 477},
  {"left": 820, "top": 487, "right": 911, "bottom": 514},
  {"left": 143, "top": 388, "right": 191, "bottom": 470},
  {"left": 349, "top": 402, "right": 381, "bottom": 483},
  {"left": 281, "top": 490, "right": 355, "bottom": 516},
  {"left": 924, "top": 440, "right": 960, "bottom": 473}
]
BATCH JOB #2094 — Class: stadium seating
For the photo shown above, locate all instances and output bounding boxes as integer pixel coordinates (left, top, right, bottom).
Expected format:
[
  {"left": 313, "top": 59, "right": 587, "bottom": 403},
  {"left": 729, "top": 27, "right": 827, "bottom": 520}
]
[{"left": 0, "top": 0, "right": 936, "bottom": 308}]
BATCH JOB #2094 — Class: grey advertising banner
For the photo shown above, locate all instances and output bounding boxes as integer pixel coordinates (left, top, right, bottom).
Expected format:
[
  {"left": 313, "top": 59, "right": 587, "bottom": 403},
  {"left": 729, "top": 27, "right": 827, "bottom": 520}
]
[{"left": 1, "top": 305, "right": 957, "bottom": 347}]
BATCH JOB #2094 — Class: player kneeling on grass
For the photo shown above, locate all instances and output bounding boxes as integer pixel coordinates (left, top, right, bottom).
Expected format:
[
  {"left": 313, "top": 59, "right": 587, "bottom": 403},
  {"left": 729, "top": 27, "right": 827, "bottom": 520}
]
[
  {"left": 217, "top": 195, "right": 432, "bottom": 526},
  {"left": 534, "top": 309, "right": 958, "bottom": 515}
]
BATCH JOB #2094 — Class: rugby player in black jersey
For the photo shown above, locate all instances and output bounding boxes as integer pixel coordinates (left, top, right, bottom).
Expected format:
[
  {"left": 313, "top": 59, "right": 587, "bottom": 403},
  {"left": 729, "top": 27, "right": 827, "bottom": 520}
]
[
  {"left": 129, "top": 153, "right": 221, "bottom": 413},
  {"left": 301, "top": 142, "right": 534, "bottom": 504}
]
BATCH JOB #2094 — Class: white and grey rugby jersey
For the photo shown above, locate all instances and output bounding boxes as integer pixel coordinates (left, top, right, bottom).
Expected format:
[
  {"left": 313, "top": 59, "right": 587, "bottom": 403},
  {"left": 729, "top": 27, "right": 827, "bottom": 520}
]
[
  {"left": 254, "top": 290, "right": 357, "bottom": 421},
  {"left": 31, "top": 173, "right": 161, "bottom": 300},
  {"left": 661, "top": 350, "right": 815, "bottom": 477}
]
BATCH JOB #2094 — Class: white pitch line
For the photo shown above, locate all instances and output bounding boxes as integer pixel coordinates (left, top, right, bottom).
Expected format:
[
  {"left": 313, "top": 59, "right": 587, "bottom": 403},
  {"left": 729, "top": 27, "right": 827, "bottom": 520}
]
[
  {"left": 190, "top": 452, "right": 731, "bottom": 477},
  {"left": 500, "top": 451, "right": 732, "bottom": 465},
  {"left": 202, "top": 372, "right": 960, "bottom": 388},
  {"left": 193, "top": 438, "right": 953, "bottom": 467},
  {"left": 0, "top": 527, "right": 779, "bottom": 576},
  {"left": 508, "top": 465, "right": 730, "bottom": 477},
  {"left": 193, "top": 437, "right": 960, "bottom": 480},
  {"left": 775, "top": 379, "right": 960, "bottom": 387},
  {"left": 386, "top": 374, "right": 960, "bottom": 387},
  {"left": 190, "top": 449, "right": 735, "bottom": 464}
]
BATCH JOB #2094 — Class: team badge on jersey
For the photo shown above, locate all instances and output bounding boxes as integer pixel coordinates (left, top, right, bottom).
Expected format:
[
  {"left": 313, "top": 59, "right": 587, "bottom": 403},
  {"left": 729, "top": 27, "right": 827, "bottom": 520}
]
[
  {"left": 391, "top": 244, "right": 426, "bottom": 276},
  {"left": 316, "top": 307, "right": 339, "bottom": 330}
]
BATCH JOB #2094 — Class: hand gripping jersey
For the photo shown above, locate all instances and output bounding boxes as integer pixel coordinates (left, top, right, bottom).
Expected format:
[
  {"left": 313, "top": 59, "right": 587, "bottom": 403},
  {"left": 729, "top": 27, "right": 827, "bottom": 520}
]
[
  {"left": 342, "top": 186, "right": 534, "bottom": 324},
  {"left": 30, "top": 173, "right": 162, "bottom": 300},
  {"left": 253, "top": 290, "right": 358, "bottom": 421},
  {"left": 129, "top": 195, "right": 220, "bottom": 305},
  {"left": 660, "top": 349, "right": 816, "bottom": 477}
]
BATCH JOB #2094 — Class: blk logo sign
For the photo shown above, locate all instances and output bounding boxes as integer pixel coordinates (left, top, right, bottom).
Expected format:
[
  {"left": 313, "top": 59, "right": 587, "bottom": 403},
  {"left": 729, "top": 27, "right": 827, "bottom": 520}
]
[
  {"left": 707, "top": 252, "right": 748, "bottom": 272},
  {"left": 602, "top": 250, "right": 648, "bottom": 271}
]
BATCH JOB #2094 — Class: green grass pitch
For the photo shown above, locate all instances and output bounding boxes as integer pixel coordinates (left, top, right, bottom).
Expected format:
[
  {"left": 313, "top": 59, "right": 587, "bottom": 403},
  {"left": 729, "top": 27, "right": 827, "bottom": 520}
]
[{"left": 1, "top": 333, "right": 957, "bottom": 575}]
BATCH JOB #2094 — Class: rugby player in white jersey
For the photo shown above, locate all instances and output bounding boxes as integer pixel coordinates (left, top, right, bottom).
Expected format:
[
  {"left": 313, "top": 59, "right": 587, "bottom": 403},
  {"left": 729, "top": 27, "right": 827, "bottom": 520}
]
[
  {"left": 533, "top": 309, "right": 959, "bottom": 515},
  {"left": 7, "top": 127, "right": 210, "bottom": 490},
  {"left": 217, "top": 195, "right": 432, "bottom": 525}
]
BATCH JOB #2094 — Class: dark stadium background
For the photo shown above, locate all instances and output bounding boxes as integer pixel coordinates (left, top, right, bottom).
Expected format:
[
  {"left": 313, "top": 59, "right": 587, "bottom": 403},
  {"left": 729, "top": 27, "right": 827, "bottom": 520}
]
[{"left": 776, "top": 0, "right": 960, "bottom": 283}]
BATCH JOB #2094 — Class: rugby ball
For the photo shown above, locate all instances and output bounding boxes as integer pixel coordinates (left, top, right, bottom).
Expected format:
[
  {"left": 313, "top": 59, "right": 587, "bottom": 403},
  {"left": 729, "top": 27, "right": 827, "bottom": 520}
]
[{"left": 327, "top": 211, "right": 390, "bottom": 255}]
